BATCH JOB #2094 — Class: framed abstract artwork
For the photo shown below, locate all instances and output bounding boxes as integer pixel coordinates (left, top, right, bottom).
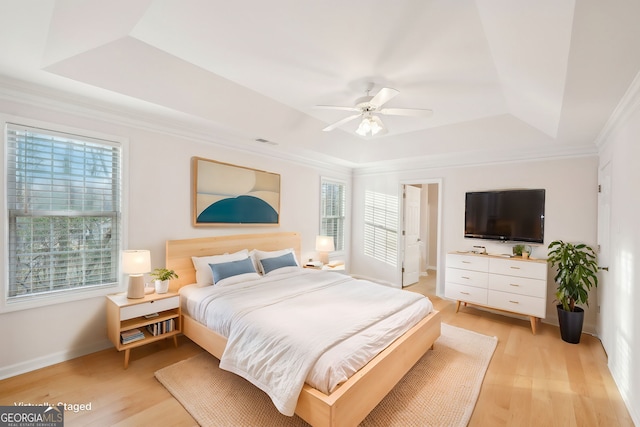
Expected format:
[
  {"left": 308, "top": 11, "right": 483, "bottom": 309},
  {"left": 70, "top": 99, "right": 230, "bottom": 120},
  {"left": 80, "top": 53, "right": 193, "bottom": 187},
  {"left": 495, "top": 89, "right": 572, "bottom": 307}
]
[{"left": 192, "top": 157, "right": 281, "bottom": 226}]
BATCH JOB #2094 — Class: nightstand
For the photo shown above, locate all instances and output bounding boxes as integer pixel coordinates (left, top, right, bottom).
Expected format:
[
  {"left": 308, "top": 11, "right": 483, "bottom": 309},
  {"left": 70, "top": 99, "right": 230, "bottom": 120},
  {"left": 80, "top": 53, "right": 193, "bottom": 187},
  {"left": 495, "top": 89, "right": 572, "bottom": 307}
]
[{"left": 106, "top": 291, "right": 181, "bottom": 368}]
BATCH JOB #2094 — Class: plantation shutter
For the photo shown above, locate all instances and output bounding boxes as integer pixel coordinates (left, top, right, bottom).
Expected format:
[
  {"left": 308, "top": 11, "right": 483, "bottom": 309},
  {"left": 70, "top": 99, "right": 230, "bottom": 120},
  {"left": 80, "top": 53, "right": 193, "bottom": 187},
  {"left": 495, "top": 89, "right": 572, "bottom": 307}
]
[{"left": 364, "top": 190, "right": 398, "bottom": 266}]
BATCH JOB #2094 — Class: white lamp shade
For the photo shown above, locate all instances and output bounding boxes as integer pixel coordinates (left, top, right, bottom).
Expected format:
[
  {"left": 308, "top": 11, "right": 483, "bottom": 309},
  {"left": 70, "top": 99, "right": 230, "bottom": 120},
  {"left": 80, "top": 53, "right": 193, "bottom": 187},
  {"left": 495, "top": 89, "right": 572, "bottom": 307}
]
[
  {"left": 315, "top": 235, "right": 335, "bottom": 252},
  {"left": 122, "top": 250, "right": 151, "bottom": 274}
]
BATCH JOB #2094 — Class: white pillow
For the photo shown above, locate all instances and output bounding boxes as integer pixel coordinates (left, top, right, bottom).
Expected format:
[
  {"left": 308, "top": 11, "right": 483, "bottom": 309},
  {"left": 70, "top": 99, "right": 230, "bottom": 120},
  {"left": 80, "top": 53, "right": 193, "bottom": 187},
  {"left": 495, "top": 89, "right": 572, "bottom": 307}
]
[
  {"left": 251, "top": 248, "right": 299, "bottom": 274},
  {"left": 192, "top": 249, "right": 249, "bottom": 287}
]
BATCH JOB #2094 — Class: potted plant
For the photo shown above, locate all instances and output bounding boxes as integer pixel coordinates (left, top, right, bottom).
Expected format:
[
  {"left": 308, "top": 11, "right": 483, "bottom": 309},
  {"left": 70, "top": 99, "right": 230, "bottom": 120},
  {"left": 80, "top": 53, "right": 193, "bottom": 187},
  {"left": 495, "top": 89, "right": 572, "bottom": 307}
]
[
  {"left": 150, "top": 268, "right": 179, "bottom": 294},
  {"left": 512, "top": 244, "right": 532, "bottom": 258},
  {"left": 547, "top": 240, "right": 599, "bottom": 343}
]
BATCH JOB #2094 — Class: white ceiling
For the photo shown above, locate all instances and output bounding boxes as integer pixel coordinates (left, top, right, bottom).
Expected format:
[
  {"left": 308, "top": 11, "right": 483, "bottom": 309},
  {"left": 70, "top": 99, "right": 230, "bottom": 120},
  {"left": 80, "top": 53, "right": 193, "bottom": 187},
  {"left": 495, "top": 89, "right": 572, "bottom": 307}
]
[{"left": 1, "top": 0, "right": 640, "bottom": 168}]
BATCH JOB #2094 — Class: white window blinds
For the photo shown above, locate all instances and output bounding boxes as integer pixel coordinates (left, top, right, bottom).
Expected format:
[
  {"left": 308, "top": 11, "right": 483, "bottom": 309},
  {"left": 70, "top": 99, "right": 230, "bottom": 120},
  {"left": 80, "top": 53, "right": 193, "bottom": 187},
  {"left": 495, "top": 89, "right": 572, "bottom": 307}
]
[
  {"left": 6, "top": 123, "right": 122, "bottom": 300},
  {"left": 320, "top": 179, "right": 345, "bottom": 251}
]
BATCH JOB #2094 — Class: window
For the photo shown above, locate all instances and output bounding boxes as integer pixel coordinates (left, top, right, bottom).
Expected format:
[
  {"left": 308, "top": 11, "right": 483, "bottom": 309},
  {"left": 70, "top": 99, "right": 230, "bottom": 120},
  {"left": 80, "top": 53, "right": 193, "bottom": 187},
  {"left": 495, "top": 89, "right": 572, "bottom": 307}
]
[
  {"left": 320, "top": 178, "right": 346, "bottom": 251},
  {"left": 5, "top": 123, "right": 122, "bottom": 302},
  {"left": 364, "top": 190, "right": 398, "bottom": 266}
]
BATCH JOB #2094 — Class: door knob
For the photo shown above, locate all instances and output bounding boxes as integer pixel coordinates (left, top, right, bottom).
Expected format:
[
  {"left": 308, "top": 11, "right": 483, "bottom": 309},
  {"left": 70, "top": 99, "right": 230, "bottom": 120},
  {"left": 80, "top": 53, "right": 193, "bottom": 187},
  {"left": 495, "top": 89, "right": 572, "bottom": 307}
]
[{"left": 599, "top": 266, "right": 609, "bottom": 271}]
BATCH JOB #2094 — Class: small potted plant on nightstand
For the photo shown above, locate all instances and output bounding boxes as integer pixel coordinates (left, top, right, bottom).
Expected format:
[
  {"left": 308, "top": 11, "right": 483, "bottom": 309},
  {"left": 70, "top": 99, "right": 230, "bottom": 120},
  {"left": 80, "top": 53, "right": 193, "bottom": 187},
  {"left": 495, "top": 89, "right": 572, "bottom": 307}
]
[
  {"left": 547, "top": 240, "right": 599, "bottom": 343},
  {"left": 150, "top": 268, "right": 179, "bottom": 294}
]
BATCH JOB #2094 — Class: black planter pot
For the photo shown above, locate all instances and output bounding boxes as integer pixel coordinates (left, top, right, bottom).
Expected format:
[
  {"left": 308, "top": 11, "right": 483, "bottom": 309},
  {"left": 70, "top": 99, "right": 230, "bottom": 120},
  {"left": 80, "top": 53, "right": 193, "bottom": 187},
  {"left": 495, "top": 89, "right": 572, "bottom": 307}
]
[{"left": 557, "top": 305, "right": 584, "bottom": 344}]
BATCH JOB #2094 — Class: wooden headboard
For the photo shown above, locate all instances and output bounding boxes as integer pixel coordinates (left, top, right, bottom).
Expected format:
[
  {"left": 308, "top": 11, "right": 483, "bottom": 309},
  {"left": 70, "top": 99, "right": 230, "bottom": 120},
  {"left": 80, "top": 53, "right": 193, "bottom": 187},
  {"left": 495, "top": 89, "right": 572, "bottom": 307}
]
[{"left": 165, "top": 232, "right": 301, "bottom": 292}]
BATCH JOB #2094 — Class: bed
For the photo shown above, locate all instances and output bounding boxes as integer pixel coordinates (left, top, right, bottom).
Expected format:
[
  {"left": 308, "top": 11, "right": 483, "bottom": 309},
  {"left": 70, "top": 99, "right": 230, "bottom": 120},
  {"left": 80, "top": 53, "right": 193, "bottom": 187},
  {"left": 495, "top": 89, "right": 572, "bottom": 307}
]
[{"left": 166, "top": 232, "right": 441, "bottom": 427}]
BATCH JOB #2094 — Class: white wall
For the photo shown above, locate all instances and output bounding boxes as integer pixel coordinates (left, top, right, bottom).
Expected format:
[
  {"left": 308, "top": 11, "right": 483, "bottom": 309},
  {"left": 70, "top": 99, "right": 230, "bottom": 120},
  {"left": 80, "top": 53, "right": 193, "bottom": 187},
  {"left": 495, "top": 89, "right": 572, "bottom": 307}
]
[
  {"left": 0, "top": 96, "right": 350, "bottom": 378},
  {"left": 350, "top": 156, "right": 599, "bottom": 331},
  {"left": 597, "top": 89, "right": 640, "bottom": 425}
]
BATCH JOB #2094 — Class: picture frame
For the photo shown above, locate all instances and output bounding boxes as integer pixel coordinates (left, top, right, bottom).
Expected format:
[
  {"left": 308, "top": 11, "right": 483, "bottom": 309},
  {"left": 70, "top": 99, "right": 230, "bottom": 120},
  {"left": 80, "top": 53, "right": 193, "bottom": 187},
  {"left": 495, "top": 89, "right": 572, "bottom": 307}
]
[{"left": 192, "top": 157, "right": 281, "bottom": 226}]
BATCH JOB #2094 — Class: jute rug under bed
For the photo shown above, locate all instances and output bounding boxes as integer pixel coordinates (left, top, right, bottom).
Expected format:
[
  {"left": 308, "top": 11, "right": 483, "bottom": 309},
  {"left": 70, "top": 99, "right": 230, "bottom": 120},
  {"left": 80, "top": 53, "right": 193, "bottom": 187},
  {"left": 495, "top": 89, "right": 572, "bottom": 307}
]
[{"left": 155, "top": 323, "right": 497, "bottom": 426}]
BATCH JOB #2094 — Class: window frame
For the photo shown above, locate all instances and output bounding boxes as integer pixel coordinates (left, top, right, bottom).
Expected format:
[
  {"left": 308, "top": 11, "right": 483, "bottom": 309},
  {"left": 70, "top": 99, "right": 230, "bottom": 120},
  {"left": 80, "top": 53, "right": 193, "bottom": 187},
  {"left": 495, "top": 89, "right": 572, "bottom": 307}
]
[
  {"left": 319, "top": 177, "right": 347, "bottom": 255},
  {"left": 1, "top": 115, "right": 128, "bottom": 313}
]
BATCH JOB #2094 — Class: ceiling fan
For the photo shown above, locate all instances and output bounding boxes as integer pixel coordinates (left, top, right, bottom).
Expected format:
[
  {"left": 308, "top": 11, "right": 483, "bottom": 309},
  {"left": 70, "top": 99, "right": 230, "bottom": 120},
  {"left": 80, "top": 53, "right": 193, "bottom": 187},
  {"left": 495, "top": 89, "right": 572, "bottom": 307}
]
[{"left": 315, "top": 86, "right": 433, "bottom": 136}]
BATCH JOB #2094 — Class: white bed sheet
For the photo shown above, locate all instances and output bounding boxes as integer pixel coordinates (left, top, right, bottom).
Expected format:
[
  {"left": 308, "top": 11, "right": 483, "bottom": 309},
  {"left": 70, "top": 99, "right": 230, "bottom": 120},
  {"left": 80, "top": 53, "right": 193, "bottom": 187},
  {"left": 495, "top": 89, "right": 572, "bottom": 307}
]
[{"left": 180, "top": 269, "right": 433, "bottom": 414}]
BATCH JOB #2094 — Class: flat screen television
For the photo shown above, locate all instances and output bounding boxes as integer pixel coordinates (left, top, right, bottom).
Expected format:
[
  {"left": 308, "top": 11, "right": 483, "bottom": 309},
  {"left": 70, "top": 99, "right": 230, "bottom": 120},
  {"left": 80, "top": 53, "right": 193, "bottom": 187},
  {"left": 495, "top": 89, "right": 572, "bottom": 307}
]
[{"left": 464, "top": 189, "right": 545, "bottom": 244}]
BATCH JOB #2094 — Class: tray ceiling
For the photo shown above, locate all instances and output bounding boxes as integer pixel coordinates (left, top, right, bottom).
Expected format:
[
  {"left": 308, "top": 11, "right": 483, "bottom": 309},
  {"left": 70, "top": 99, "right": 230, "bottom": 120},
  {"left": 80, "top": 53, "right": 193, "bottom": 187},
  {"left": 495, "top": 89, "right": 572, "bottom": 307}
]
[{"left": 1, "top": 0, "right": 640, "bottom": 167}]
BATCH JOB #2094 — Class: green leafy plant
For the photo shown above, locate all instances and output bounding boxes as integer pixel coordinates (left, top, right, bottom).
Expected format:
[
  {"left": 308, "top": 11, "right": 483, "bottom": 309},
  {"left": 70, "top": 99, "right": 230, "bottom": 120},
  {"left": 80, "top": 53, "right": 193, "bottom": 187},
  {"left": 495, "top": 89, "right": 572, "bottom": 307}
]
[
  {"left": 512, "top": 244, "right": 525, "bottom": 256},
  {"left": 547, "top": 240, "right": 598, "bottom": 312},
  {"left": 150, "top": 268, "right": 179, "bottom": 282}
]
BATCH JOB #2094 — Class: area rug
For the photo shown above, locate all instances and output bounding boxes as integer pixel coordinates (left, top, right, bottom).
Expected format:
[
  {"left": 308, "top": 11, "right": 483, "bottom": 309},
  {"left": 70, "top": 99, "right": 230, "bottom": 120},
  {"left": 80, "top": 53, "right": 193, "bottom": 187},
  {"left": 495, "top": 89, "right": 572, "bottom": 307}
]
[{"left": 155, "top": 323, "right": 497, "bottom": 426}]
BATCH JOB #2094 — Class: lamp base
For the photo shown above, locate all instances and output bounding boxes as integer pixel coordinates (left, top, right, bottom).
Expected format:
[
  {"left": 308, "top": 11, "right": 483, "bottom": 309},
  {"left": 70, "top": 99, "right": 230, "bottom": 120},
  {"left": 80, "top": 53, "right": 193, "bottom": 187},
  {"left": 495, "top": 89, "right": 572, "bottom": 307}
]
[
  {"left": 319, "top": 252, "right": 329, "bottom": 265},
  {"left": 127, "top": 275, "right": 145, "bottom": 299}
]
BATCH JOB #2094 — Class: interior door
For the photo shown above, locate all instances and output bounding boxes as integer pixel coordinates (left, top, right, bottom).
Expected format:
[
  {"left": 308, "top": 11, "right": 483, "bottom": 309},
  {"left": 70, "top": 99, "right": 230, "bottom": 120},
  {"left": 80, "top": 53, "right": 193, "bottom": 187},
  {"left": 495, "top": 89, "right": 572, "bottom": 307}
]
[
  {"left": 402, "top": 185, "right": 421, "bottom": 287},
  {"left": 597, "top": 161, "right": 611, "bottom": 346}
]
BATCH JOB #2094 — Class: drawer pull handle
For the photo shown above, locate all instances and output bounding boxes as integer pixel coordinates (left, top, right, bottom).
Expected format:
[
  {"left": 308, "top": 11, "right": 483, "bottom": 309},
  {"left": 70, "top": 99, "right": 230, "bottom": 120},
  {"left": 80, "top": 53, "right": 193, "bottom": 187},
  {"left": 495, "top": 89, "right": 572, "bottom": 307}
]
[
  {"left": 460, "top": 292, "right": 470, "bottom": 295},
  {"left": 509, "top": 300, "right": 520, "bottom": 304},
  {"left": 461, "top": 276, "right": 470, "bottom": 279},
  {"left": 461, "top": 261, "right": 471, "bottom": 264},
  {"left": 509, "top": 283, "right": 520, "bottom": 287},
  {"left": 510, "top": 266, "right": 521, "bottom": 270}
]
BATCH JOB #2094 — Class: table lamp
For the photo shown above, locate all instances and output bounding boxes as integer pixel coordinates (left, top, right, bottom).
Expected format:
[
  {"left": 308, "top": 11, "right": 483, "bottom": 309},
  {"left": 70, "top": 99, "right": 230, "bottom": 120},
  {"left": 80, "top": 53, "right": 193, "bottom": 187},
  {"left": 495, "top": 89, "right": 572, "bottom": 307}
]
[
  {"left": 123, "top": 250, "right": 151, "bottom": 299},
  {"left": 315, "top": 235, "right": 335, "bottom": 265}
]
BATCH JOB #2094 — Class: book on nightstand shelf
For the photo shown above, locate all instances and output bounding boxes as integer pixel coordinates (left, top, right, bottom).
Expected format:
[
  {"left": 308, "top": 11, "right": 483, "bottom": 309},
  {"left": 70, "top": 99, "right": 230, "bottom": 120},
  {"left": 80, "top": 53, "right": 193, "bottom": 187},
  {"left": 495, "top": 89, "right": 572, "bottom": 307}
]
[
  {"left": 146, "top": 319, "right": 175, "bottom": 336},
  {"left": 120, "top": 329, "right": 145, "bottom": 344}
]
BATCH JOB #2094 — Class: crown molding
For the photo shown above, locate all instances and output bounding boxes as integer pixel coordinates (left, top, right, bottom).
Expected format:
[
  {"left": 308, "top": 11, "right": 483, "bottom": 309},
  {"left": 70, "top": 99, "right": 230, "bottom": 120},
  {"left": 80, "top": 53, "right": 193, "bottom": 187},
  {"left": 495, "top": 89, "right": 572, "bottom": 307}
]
[
  {"left": 0, "top": 76, "right": 354, "bottom": 176},
  {"left": 594, "top": 70, "right": 640, "bottom": 150},
  {"left": 0, "top": 76, "right": 596, "bottom": 178},
  {"left": 352, "top": 143, "right": 597, "bottom": 176}
]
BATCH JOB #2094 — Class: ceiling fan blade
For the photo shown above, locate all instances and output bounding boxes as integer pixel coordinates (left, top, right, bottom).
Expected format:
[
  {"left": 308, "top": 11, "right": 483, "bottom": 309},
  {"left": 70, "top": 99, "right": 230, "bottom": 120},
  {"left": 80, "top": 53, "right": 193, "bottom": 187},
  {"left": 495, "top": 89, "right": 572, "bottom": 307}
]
[
  {"left": 369, "top": 87, "right": 399, "bottom": 108},
  {"left": 378, "top": 107, "right": 433, "bottom": 117},
  {"left": 314, "top": 105, "right": 360, "bottom": 112},
  {"left": 322, "top": 114, "right": 361, "bottom": 132}
]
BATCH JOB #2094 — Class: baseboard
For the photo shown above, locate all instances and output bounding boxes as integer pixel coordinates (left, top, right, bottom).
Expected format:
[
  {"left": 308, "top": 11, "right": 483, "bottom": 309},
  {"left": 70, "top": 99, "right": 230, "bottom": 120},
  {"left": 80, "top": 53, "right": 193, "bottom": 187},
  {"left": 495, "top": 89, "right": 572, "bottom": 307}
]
[
  {"left": 610, "top": 362, "right": 640, "bottom": 427},
  {"left": 0, "top": 339, "right": 112, "bottom": 380}
]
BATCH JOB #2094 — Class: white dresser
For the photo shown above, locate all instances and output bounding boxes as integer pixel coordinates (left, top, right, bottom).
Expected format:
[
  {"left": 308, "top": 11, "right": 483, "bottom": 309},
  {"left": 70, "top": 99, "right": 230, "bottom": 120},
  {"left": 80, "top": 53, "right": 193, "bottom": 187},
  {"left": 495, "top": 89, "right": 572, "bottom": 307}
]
[{"left": 445, "top": 252, "right": 547, "bottom": 334}]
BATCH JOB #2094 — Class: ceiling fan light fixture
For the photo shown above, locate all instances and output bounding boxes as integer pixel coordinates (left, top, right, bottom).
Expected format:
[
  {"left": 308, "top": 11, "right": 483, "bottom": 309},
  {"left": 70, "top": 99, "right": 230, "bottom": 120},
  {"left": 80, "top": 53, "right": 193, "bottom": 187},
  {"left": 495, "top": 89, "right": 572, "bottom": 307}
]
[
  {"left": 356, "top": 117, "right": 372, "bottom": 136},
  {"left": 370, "top": 116, "right": 384, "bottom": 135},
  {"left": 356, "top": 116, "right": 384, "bottom": 136}
]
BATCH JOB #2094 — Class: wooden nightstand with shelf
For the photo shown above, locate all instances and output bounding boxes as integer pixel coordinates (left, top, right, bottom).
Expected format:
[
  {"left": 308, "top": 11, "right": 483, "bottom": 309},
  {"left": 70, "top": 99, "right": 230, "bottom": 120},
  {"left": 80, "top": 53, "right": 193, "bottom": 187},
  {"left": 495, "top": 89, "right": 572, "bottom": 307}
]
[{"left": 106, "top": 291, "right": 181, "bottom": 368}]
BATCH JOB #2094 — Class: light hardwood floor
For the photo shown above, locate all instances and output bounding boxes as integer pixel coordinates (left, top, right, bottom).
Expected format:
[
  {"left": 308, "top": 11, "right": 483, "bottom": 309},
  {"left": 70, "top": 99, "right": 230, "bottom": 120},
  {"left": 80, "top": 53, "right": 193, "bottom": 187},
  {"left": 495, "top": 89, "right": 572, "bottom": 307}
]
[{"left": 0, "top": 276, "right": 633, "bottom": 426}]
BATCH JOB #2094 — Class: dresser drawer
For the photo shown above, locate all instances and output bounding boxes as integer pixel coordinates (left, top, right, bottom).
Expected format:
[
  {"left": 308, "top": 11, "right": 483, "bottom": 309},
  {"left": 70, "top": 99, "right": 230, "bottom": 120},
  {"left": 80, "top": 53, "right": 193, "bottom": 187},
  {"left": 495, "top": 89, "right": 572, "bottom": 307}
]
[
  {"left": 489, "top": 274, "right": 547, "bottom": 298},
  {"left": 121, "top": 296, "right": 179, "bottom": 321},
  {"left": 445, "top": 267, "right": 488, "bottom": 288},
  {"left": 489, "top": 257, "right": 547, "bottom": 279},
  {"left": 488, "top": 290, "right": 546, "bottom": 318},
  {"left": 445, "top": 283, "right": 488, "bottom": 305},
  {"left": 446, "top": 253, "right": 489, "bottom": 272}
]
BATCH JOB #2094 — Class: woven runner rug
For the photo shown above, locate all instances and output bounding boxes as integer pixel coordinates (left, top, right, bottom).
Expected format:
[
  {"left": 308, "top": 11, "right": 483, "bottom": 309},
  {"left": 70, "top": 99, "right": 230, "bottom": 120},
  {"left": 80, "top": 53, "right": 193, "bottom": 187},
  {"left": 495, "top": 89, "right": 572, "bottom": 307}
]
[{"left": 155, "top": 323, "right": 497, "bottom": 426}]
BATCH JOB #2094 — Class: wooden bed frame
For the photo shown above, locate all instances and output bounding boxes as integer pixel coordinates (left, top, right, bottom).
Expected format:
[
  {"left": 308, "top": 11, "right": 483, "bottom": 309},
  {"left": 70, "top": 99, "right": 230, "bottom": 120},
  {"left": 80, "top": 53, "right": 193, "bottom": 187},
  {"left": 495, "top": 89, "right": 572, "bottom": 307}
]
[{"left": 166, "top": 232, "right": 441, "bottom": 427}]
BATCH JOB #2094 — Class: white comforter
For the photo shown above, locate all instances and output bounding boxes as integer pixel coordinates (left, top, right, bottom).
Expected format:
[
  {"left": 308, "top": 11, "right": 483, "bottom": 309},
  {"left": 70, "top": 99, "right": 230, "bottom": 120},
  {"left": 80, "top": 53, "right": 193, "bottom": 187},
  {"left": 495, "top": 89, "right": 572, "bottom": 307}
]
[{"left": 181, "top": 269, "right": 433, "bottom": 416}]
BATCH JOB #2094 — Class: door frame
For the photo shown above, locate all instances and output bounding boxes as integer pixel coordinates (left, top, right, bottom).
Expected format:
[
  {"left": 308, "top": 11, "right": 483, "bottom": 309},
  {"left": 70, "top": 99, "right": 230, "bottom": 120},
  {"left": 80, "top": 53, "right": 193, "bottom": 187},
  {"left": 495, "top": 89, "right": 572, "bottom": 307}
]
[{"left": 397, "top": 178, "right": 443, "bottom": 296}]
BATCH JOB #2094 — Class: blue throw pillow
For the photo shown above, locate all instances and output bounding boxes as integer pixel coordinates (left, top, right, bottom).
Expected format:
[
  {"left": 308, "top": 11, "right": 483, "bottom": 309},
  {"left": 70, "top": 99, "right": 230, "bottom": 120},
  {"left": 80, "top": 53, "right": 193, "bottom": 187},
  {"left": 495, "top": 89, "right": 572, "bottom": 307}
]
[
  {"left": 209, "top": 257, "right": 257, "bottom": 284},
  {"left": 259, "top": 252, "right": 298, "bottom": 275}
]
